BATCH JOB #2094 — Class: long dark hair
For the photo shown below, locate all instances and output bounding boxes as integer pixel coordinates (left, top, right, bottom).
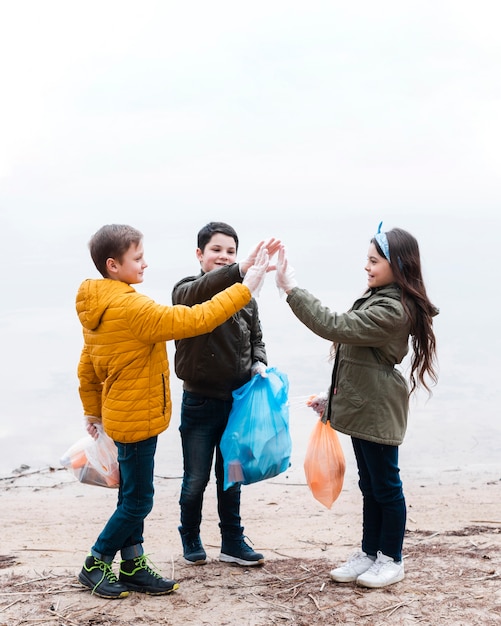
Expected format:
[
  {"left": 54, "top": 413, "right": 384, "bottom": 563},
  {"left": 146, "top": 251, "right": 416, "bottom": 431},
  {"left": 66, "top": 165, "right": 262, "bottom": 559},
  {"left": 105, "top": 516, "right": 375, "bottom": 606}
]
[{"left": 374, "top": 227, "right": 438, "bottom": 395}]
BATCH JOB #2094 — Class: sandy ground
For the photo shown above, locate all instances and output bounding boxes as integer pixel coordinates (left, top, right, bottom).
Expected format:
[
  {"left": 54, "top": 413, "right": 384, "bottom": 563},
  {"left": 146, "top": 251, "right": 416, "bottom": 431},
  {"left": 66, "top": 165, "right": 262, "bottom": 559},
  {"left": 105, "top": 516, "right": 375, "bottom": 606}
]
[{"left": 1, "top": 465, "right": 500, "bottom": 626}]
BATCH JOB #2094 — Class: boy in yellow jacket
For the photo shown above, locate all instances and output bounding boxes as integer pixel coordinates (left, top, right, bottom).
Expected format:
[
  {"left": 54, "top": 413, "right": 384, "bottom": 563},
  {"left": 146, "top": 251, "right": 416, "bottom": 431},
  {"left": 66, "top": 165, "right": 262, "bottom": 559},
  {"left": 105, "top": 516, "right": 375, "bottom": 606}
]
[{"left": 76, "top": 224, "right": 269, "bottom": 599}]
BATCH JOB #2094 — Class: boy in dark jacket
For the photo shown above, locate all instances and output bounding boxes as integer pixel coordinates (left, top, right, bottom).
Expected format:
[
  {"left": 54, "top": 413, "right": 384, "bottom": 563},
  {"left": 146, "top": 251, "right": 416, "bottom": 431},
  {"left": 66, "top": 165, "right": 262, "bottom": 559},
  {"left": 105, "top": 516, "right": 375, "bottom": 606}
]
[{"left": 172, "top": 222, "right": 279, "bottom": 566}]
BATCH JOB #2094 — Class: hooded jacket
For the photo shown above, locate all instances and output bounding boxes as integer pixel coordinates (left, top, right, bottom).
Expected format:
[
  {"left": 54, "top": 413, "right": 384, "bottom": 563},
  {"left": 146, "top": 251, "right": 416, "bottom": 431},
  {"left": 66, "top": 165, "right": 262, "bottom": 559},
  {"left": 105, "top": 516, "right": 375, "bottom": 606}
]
[
  {"left": 286, "top": 284, "right": 411, "bottom": 446},
  {"left": 76, "top": 277, "right": 251, "bottom": 443},
  {"left": 172, "top": 263, "right": 267, "bottom": 400}
]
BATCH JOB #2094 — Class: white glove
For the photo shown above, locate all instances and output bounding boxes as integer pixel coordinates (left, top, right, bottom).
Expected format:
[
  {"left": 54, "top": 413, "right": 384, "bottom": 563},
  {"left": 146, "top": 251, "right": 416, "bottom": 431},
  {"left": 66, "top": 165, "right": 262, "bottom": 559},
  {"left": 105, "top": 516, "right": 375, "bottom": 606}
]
[
  {"left": 242, "top": 245, "right": 269, "bottom": 296},
  {"left": 85, "top": 416, "right": 102, "bottom": 440},
  {"left": 239, "top": 238, "right": 281, "bottom": 276},
  {"left": 251, "top": 361, "right": 268, "bottom": 378},
  {"left": 276, "top": 246, "right": 298, "bottom": 296},
  {"left": 306, "top": 392, "right": 328, "bottom": 417}
]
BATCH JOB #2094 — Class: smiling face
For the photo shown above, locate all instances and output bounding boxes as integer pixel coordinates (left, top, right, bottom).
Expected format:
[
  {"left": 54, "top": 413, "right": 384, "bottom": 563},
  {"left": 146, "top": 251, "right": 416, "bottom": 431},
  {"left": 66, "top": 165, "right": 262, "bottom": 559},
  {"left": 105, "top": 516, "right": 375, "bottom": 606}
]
[
  {"left": 106, "top": 241, "right": 148, "bottom": 284},
  {"left": 196, "top": 232, "right": 237, "bottom": 272},
  {"left": 365, "top": 242, "right": 395, "bottom": 289}
]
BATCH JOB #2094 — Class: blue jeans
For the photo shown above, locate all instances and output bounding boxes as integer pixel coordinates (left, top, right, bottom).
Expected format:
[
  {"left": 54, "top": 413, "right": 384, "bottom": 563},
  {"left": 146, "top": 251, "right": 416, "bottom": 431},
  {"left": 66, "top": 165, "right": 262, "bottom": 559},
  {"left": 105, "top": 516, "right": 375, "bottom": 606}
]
[
  {"left": 179, "top": 391, "right": 241, "bottom": 538},
  {"left": 92, "top": 436, "right": 157, "bottom": 561},
  {"left": 352, "top": 437, "right": 406, "bottom": 562}
]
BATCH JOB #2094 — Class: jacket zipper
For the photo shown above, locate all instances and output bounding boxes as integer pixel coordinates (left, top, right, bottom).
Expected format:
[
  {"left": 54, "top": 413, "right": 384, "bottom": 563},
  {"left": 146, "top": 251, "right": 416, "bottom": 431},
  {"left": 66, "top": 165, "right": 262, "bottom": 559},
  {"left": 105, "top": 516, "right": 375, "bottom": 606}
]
[{"left": 161, "top": 374, "right": 166, "bottom": 414}]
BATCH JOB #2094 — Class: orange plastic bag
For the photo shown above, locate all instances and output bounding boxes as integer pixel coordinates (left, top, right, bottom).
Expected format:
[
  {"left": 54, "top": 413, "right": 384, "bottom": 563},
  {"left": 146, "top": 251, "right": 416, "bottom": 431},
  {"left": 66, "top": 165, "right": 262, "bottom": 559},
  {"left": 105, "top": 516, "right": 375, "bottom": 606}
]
[{"left": 304, "top": 418, "right": 346, "bottom": 509}]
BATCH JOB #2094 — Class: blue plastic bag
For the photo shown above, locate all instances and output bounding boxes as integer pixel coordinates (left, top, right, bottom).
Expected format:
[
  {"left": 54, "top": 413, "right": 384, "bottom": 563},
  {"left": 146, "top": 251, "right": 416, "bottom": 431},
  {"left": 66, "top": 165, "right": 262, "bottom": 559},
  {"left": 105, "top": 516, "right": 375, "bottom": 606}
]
[{"left": 220, "top": 367, "right": 292, "bottom": 490}]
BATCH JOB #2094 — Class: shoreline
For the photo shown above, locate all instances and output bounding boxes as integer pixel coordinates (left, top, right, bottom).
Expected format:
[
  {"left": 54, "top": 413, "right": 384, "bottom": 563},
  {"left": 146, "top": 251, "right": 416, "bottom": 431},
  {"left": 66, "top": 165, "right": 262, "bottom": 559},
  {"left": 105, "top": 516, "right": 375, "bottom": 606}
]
[
  {"left": 6, "top": 460, "right": 500, "bottom": 487},
  {"left": 1, "top": 465, "right": 500, "bottom": 625}
]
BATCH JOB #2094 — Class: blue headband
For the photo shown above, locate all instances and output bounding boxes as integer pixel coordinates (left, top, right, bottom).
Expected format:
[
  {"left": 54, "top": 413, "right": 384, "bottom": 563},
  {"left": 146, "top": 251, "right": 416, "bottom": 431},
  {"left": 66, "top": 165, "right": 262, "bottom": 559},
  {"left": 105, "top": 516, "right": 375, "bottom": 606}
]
[{"left": 374, "top": 221, "right": 391, "bottom": 263}]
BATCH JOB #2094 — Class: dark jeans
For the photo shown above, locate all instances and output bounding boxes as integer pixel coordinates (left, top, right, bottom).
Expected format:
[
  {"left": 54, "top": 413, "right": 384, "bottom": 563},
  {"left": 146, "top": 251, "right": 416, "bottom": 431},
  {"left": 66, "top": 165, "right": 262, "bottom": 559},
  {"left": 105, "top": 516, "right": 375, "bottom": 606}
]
[
  {"left": 352, "top": 437, "right": 406, "bottom": 562},
  {"left": 179, "top": 391, "right": 241, "bottom": 538},
  {"left": 92, "top": 436, "right": 157, "bottom": 561}
]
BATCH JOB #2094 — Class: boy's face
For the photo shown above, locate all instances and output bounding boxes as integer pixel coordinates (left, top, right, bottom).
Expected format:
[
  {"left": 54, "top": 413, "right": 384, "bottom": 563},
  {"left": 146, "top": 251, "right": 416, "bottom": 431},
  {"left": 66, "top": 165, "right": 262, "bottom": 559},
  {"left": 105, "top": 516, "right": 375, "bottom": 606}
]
[
  {"left": 106, "top": 241, "right": 148, "bottom": 284},
  {"left": 196, "top": 233, "right": 237, "bottom": 273}
]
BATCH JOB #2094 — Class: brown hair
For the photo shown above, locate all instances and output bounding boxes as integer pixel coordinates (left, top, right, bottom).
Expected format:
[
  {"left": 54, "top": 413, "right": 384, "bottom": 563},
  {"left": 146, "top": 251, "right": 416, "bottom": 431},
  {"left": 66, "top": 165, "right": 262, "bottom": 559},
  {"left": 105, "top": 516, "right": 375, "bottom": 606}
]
[
  {"left": 380, "top": 228, "right": 438, "bottom": 395},
  {"left": 88, "top": 224, "right": 143, "bottom": 278}
]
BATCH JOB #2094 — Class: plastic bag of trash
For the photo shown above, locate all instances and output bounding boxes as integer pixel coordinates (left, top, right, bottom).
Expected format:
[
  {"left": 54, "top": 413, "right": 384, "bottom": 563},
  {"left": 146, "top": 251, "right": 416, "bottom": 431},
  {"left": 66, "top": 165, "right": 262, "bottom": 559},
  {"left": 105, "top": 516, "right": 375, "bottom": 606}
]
[
  {"left": 220, "top": 367, "right": 292, "bottom": 490},
  {"left": 60, "top": 423, "right": 119, "bottom": 488}
]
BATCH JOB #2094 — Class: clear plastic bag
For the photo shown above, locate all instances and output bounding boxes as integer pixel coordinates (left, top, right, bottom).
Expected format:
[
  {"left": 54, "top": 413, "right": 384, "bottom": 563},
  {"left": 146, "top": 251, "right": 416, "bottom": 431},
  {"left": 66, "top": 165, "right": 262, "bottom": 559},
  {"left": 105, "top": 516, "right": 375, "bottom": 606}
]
[
  {"left": 303, "top": 417, "right": 346, "bottom": 509},
  {"left": 220, "top": 367, "right": 292, "bottom": 490},
  {"left": 60, "top": 423, "right": 119, "bottom": 488}
]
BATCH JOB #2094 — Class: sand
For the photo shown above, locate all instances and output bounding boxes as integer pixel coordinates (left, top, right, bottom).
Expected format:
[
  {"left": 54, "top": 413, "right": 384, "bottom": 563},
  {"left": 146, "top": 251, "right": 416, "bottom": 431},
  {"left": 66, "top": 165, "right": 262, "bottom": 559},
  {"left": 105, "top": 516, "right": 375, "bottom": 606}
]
[{"left": 1, "top": 464, "right": 500, "bottom": 626}]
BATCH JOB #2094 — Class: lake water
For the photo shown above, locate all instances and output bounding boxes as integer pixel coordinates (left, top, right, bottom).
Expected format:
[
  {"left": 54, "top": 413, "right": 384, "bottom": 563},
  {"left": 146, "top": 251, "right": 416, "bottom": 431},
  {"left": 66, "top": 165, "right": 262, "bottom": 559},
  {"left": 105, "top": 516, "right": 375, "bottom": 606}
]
[{"left": 1, "top": 214, "right": 499, "bottom": 484}]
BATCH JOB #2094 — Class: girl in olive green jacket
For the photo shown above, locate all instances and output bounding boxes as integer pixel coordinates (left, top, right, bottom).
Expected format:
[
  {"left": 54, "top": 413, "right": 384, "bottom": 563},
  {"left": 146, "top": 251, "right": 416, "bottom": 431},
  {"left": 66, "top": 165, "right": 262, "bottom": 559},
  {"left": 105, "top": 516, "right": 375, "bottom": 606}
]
[{"left": 276, "top": 224, "right": 438, "bottom": 590}]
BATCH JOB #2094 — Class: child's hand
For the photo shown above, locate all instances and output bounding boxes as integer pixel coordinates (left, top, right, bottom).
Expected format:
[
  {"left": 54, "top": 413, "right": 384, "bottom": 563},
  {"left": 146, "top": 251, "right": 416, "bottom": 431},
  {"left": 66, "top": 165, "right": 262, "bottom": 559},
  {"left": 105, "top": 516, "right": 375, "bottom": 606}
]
[
  {"left": 263, "top": 238, "right": 282, "bottom": 271},
  {"left": 242, "top": 245, "right": 269, "bottom": 296},
  {"left": 85, "top": 416, "right": 101, "bottom": 440},
  {"left": 240, "top": 238, "right": 281, "bottom": 275},
  {"left": 251, "top": 361, "right": 268, "bottom": 378},
  {"left": 276, "top": 246, "right": 298, "bottom": 296},
  {"left": 306, "top": 392, "right": 328, "bottom": 417}
]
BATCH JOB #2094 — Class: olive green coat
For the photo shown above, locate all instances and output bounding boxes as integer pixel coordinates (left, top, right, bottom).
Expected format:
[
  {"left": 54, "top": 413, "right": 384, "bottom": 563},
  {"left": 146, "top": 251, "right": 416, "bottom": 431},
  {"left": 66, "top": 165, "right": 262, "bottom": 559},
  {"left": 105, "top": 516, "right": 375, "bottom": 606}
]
[{"left": 286, "top": 284, "right": 411, "bottom": 446}]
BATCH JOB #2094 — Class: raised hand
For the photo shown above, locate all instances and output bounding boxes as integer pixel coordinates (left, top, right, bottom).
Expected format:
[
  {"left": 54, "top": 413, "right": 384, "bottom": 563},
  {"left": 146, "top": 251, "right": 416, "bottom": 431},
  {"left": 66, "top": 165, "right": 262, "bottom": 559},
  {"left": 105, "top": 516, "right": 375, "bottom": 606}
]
[
  {"left": 275, "top": 246, "right": 298, "bottom": 295},
  {"left": 242, "top": 245, "right": 270, "bottom": 296},
  {"left": 240, "top": 238, "right": 281, "bottom": 275}
]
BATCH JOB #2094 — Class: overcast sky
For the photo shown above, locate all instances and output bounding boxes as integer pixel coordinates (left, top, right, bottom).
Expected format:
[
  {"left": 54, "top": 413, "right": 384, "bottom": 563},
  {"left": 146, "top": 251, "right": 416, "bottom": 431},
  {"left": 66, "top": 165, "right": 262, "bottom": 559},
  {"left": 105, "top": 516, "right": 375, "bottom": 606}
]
[
  {"left": 1, "top": 0, "right": 500, "bottom": 240},
  {"left": 1, "top": 1, "right": 500, "bottom": 473}
]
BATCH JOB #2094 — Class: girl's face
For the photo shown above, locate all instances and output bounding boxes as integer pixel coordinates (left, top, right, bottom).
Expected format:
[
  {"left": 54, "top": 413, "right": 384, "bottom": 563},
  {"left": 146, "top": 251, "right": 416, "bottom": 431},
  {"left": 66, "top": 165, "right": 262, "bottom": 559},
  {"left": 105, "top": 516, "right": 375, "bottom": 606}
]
[
  {"left": 107, "top": 241, "right": 148, "bottom": 284},
  {"left": 197, "top": 233, "right": 237, "bottom": 272},
  {"left": 365, "top": 242, "right": 395, "bottom": 289}
]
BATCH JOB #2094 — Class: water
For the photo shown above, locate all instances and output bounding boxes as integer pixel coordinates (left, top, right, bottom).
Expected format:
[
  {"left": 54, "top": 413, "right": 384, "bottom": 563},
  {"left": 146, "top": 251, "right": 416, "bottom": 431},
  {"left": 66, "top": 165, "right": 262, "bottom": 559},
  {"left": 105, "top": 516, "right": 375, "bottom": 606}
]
[{"left": 1, "top": 214, "right": 499, "bottom": 483}]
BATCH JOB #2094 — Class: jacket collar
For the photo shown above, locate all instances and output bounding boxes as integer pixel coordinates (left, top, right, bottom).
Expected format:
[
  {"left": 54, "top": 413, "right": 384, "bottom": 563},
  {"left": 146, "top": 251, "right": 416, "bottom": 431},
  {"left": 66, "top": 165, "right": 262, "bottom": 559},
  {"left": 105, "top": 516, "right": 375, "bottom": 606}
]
[{"left": 369, "top": 283, "right": 401, "bottom": 297}]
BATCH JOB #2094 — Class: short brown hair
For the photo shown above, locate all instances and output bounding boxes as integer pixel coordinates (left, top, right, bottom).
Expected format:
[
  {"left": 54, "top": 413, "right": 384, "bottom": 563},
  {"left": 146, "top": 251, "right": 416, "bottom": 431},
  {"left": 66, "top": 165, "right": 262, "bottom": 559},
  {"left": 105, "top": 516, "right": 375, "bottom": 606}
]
[{"left": 88, "top": 224, "right": 143, "bottom": 277}]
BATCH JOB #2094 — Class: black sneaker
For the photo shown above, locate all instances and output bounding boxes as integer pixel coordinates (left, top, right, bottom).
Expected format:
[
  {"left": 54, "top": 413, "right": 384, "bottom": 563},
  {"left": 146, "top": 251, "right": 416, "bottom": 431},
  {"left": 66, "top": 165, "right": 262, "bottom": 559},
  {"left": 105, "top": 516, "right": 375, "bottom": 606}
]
[
  {"left": 119, "top": 555, "right": 179, "bottom": 595},
  {"left": 179, "top": 526, "right": 207, "bottom": 565},
  {"left": 78, "top": 555, "right": 129, "bottom": 599},
  {"left": 219, "top": 537, "right": 265, "bottom": 566}
]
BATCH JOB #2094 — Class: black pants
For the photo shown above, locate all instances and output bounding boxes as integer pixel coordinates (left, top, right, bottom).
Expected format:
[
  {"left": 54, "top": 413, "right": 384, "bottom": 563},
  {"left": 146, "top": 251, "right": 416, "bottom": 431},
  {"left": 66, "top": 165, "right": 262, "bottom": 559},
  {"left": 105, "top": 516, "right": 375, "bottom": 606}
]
[{"left": 352, "top": 437, "right": 406, "bottom": 562}]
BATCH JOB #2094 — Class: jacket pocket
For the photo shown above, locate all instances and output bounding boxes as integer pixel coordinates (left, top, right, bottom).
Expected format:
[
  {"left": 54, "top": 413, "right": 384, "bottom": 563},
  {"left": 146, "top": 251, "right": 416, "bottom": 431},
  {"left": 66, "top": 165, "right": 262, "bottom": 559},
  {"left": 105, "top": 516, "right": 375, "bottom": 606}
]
[
  {"left": 339, "top": 377, "right": 366, "bottom": 409},
  {"left": 182, "top": 391, "right": 207, "bottom": 408}
]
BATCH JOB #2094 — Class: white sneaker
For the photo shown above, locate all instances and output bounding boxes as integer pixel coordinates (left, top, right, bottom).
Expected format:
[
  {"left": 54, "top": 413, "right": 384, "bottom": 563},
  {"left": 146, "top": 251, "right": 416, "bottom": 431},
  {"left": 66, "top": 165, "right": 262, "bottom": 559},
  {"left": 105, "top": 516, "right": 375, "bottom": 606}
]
[
  {"left": 356, "top": 551, "right": 404, "bottom": 588},
  {"left": 329, "top": 551, "right": 376, "bottom": 583}
]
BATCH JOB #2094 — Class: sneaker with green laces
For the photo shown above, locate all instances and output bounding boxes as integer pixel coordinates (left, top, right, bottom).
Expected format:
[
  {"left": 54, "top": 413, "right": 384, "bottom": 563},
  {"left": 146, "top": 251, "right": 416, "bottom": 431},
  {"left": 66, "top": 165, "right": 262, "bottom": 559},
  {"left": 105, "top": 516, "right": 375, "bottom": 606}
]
[
  {"left": 119, "top": 555, "right": 179, "bottom": 595},
  {"left": 78, "top": 555, "right": 129, "bottom": 599}
]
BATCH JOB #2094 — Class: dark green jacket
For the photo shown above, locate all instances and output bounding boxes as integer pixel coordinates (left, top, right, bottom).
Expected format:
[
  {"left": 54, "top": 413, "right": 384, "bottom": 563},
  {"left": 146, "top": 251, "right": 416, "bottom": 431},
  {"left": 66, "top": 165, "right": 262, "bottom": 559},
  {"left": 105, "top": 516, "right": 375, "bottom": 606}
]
[
  {"left": 172, "top": 263, "right": 267, "bottom": 401},
  {"left": 286, "top": 284, "right": 411, "bottom": 445}
]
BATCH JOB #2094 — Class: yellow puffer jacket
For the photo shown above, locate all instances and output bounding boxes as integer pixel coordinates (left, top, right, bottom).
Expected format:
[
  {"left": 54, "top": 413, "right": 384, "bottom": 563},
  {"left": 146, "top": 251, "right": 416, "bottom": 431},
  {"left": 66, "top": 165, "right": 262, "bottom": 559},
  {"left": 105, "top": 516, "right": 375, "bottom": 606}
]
[{"left": 76, "top": 278, "right": 251, "bottom": 443}]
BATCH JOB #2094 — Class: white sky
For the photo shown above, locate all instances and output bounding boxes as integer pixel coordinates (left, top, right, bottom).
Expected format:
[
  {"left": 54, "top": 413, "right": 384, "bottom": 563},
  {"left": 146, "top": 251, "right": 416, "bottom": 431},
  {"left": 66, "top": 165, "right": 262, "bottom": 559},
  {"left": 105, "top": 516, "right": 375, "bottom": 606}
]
[
  {"left": 1, "top": 1, "right": 500, "bottom": 473},
  {"left": 1, "top": 0, "right": 500, "bottom": 234}
]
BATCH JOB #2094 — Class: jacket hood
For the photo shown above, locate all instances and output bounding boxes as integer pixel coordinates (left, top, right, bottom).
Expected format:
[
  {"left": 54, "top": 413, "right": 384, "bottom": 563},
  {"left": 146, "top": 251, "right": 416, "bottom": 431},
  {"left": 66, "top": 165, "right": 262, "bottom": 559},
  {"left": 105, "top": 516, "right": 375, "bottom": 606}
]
[{"left": 76, "top": 278, "right": 135, "bottom": 331}]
